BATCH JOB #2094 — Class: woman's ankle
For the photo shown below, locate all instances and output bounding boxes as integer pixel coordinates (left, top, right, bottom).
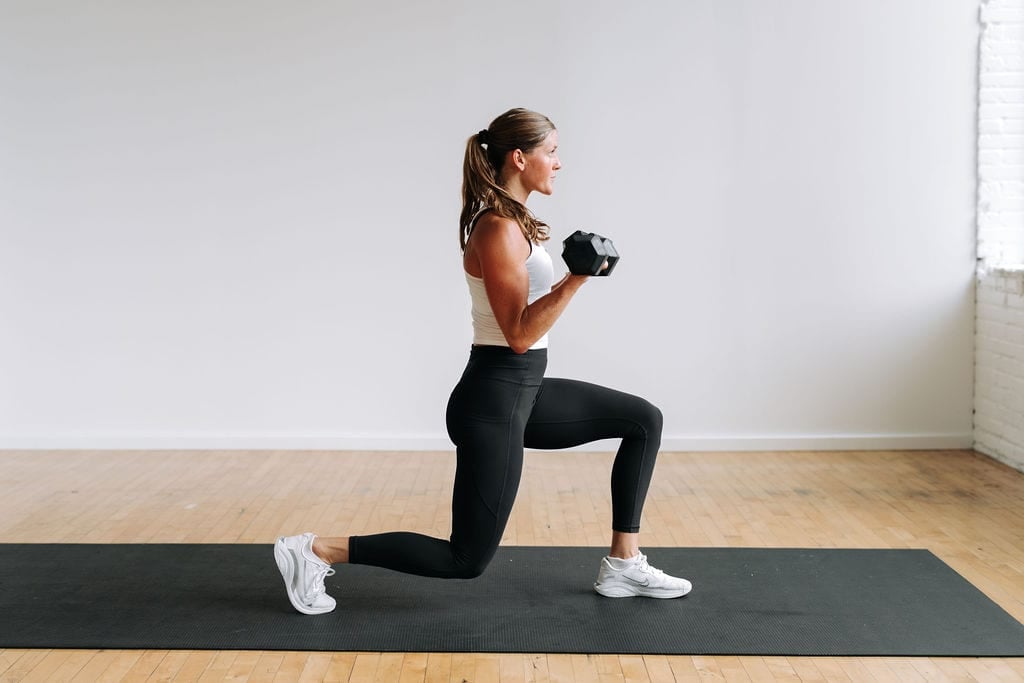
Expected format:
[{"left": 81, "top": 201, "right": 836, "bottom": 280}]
[
  {"left": 609, "top": 530, "right": 639, "bottom": 560},
  {"left": 312, "top": 536, "right": 349, "bottom": 565}
]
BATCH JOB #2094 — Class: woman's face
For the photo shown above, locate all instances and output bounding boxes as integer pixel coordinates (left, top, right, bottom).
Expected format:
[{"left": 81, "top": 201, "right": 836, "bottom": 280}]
[{"left": 520, "top": 130, "right": 561, "bottom": 196}]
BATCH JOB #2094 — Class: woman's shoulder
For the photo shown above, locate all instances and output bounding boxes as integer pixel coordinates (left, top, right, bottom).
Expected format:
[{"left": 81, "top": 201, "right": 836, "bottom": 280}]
[
  {"left": 472, "top": 211, "right": 524, "bottom": 242},
  {"left": 468, "top": 212, "right": 530, "bottom": 260}
]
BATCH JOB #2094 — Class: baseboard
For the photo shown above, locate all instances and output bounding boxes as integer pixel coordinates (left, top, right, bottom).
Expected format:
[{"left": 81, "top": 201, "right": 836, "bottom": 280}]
[
  {"left": 0, "top": 432, "right": 975, "bottom": 452},
  {"left": 658, "top": 433, "right": 975, "bottom": 452},
  {"left": 0, "top": 433, "right": 456, "bottom": 452}
]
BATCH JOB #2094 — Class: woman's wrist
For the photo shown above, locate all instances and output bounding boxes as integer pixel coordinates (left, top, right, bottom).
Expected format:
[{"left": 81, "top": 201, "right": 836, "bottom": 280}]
[{"left": 555, "top": 272, "right": 589, "bottom": 290}]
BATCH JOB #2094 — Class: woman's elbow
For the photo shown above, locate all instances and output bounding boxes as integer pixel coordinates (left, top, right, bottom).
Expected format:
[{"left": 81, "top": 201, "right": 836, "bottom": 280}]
[
  {"left": 500, "top": 322, "right": 535, "bottom": 354},
  {"left": 508, "top": 340, "right": 532, "bottom": 355},
  {"left": 503, "top": 332, "right": 533, "bottom": 355}
]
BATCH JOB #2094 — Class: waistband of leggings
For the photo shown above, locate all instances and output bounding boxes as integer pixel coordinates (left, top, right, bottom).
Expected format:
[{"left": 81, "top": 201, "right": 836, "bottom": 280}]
[{"left": 469, "top": 344, "right": 548, "bottom": 359}]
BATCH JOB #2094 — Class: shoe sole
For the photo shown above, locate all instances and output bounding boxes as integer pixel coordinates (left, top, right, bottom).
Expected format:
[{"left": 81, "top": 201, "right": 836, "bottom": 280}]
[
  {"left": 274, "top": 537, "right": 335, "bottom": 615},
  {"left": 593, "top": 582, "right": 692, "bottom": 599}
]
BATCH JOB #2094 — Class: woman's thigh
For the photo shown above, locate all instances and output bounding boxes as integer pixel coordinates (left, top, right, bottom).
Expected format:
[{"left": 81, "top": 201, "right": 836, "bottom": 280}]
[{"left": 523, "top": 377, "right": 662, "bottom": 450}]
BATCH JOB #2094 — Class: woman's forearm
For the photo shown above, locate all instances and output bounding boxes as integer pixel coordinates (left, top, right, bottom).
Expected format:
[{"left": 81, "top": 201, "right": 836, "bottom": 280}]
[{"left": 505, "top": 274, "right": 589, "bottom": 353}]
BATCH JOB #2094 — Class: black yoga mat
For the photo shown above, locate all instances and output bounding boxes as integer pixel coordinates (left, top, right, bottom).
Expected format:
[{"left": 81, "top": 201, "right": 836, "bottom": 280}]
[{"left": 1, "top": 544, "right": 1022, "bottom": 655}]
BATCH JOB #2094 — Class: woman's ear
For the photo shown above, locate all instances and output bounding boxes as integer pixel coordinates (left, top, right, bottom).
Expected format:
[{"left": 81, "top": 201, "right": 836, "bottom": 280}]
[{"left": 512, "top": 149, "right": 526, "bottom": 171}]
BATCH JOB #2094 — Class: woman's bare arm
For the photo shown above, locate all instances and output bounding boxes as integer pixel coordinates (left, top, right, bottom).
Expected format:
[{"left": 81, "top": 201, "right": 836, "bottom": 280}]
[{"left": 467, "top": 215, "right": 589, "bottom": 354}]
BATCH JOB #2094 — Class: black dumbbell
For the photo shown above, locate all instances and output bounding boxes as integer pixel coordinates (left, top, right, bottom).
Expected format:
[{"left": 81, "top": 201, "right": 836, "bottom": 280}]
[{"left": 562, "top": 230, "right": 619, "bottom": 276}]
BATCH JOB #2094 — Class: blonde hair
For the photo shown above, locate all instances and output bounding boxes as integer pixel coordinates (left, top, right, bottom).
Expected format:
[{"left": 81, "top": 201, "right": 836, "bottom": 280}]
[{"left": 460, "top": 108, "right": 555, "bottom": 251}]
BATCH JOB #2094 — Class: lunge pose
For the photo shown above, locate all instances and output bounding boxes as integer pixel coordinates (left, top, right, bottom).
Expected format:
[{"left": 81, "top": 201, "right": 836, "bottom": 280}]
[{"left": 275, "top": 108, "right": 691, "bottom": 614}]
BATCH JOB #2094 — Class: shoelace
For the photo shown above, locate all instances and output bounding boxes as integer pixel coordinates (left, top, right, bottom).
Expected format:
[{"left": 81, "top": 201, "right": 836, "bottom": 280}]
[
  {"left": 634, "top": 552, "right": 667, "bottom": 578},
  {"left": 307, "top": 563, "right": 336, "bottom": 600}
]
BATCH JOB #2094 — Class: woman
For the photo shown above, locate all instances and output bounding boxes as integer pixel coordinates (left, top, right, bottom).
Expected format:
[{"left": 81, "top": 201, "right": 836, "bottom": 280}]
[{"left": 275, "top": 108, "right": 691, "bottom": 615}]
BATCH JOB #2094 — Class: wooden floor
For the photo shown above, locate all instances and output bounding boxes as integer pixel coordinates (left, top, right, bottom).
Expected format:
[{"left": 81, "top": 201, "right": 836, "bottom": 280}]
[{"left": 1, "top": 448, "right": 1023, "bottom": 682}]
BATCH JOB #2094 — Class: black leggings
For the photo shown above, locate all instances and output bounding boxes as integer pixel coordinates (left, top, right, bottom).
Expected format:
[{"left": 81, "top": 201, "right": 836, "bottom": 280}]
[{"left": 347, "top": 345, "right": 662, "bottom": 579}]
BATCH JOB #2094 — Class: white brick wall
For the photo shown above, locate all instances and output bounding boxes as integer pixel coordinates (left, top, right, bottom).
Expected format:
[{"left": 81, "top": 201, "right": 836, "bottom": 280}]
[{"left": 976, "top": 0, "right": 1024, "bottom": 470}]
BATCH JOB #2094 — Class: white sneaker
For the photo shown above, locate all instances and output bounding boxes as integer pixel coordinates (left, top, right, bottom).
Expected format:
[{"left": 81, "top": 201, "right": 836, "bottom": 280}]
[
  {"left": 274, "top": 532, "right": 337, "bottom": 615},
  {"left": 593, "top": 552, "right": 692, "bottom": 599}
]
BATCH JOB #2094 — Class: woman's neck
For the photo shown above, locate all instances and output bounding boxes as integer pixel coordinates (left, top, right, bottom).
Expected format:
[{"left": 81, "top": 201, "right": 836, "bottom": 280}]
[{"left": 499, "top": 175, "right": 530, "bottom": 205}]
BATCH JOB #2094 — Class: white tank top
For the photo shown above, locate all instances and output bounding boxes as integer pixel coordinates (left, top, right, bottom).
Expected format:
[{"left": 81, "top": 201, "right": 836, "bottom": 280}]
[{"left": 465, "top": 241, "right": 554, "bottom": 349}]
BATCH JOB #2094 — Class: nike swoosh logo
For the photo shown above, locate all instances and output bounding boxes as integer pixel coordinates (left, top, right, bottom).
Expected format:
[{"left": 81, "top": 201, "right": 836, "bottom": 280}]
[{"left": 623, "top": 574, "right": 651, "bottom": 587}]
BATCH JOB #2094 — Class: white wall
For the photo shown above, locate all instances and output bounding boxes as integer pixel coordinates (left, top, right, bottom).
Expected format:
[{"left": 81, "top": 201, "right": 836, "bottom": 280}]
[
  {"left": 0, "top": 1, "right": 979, "bottom": 451},
  {"left": 975, "top": 0, "right": 1024, "bottom": 471}
]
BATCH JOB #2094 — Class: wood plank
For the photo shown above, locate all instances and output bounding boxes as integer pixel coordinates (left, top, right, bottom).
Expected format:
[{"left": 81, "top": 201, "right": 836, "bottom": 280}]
[
  {"left": 0, "top": 650, "right": 26, "bottom": 677},
  {"left": 397, "top": 652, "right": 428, "bottom": 683},
  {"left": 21, "top": 649, "right": 75, "bottom": 682},
  {"left": 0, "top": 650, "right": 50, "bottom": 682},
  {"left": 323, "top": 652, "right": 357, "bottom": 683}
]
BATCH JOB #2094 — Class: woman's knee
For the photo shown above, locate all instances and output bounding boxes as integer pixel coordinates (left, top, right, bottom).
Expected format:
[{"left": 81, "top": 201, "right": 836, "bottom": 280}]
[
  {"left": 449, "top": 547, "right": 496, "bottom": 579},
  {"left": 632, "top": 397, "right": 663, "bottom": 437},
  {"left": 451, "top": 561, "right": 487, "bottom": 580}
]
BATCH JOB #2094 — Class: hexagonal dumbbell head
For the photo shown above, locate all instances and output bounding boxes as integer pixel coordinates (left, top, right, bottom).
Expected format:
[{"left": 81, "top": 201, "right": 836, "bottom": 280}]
[{"left": 562, "top": 230, "right": 620, "bottom": 276}]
